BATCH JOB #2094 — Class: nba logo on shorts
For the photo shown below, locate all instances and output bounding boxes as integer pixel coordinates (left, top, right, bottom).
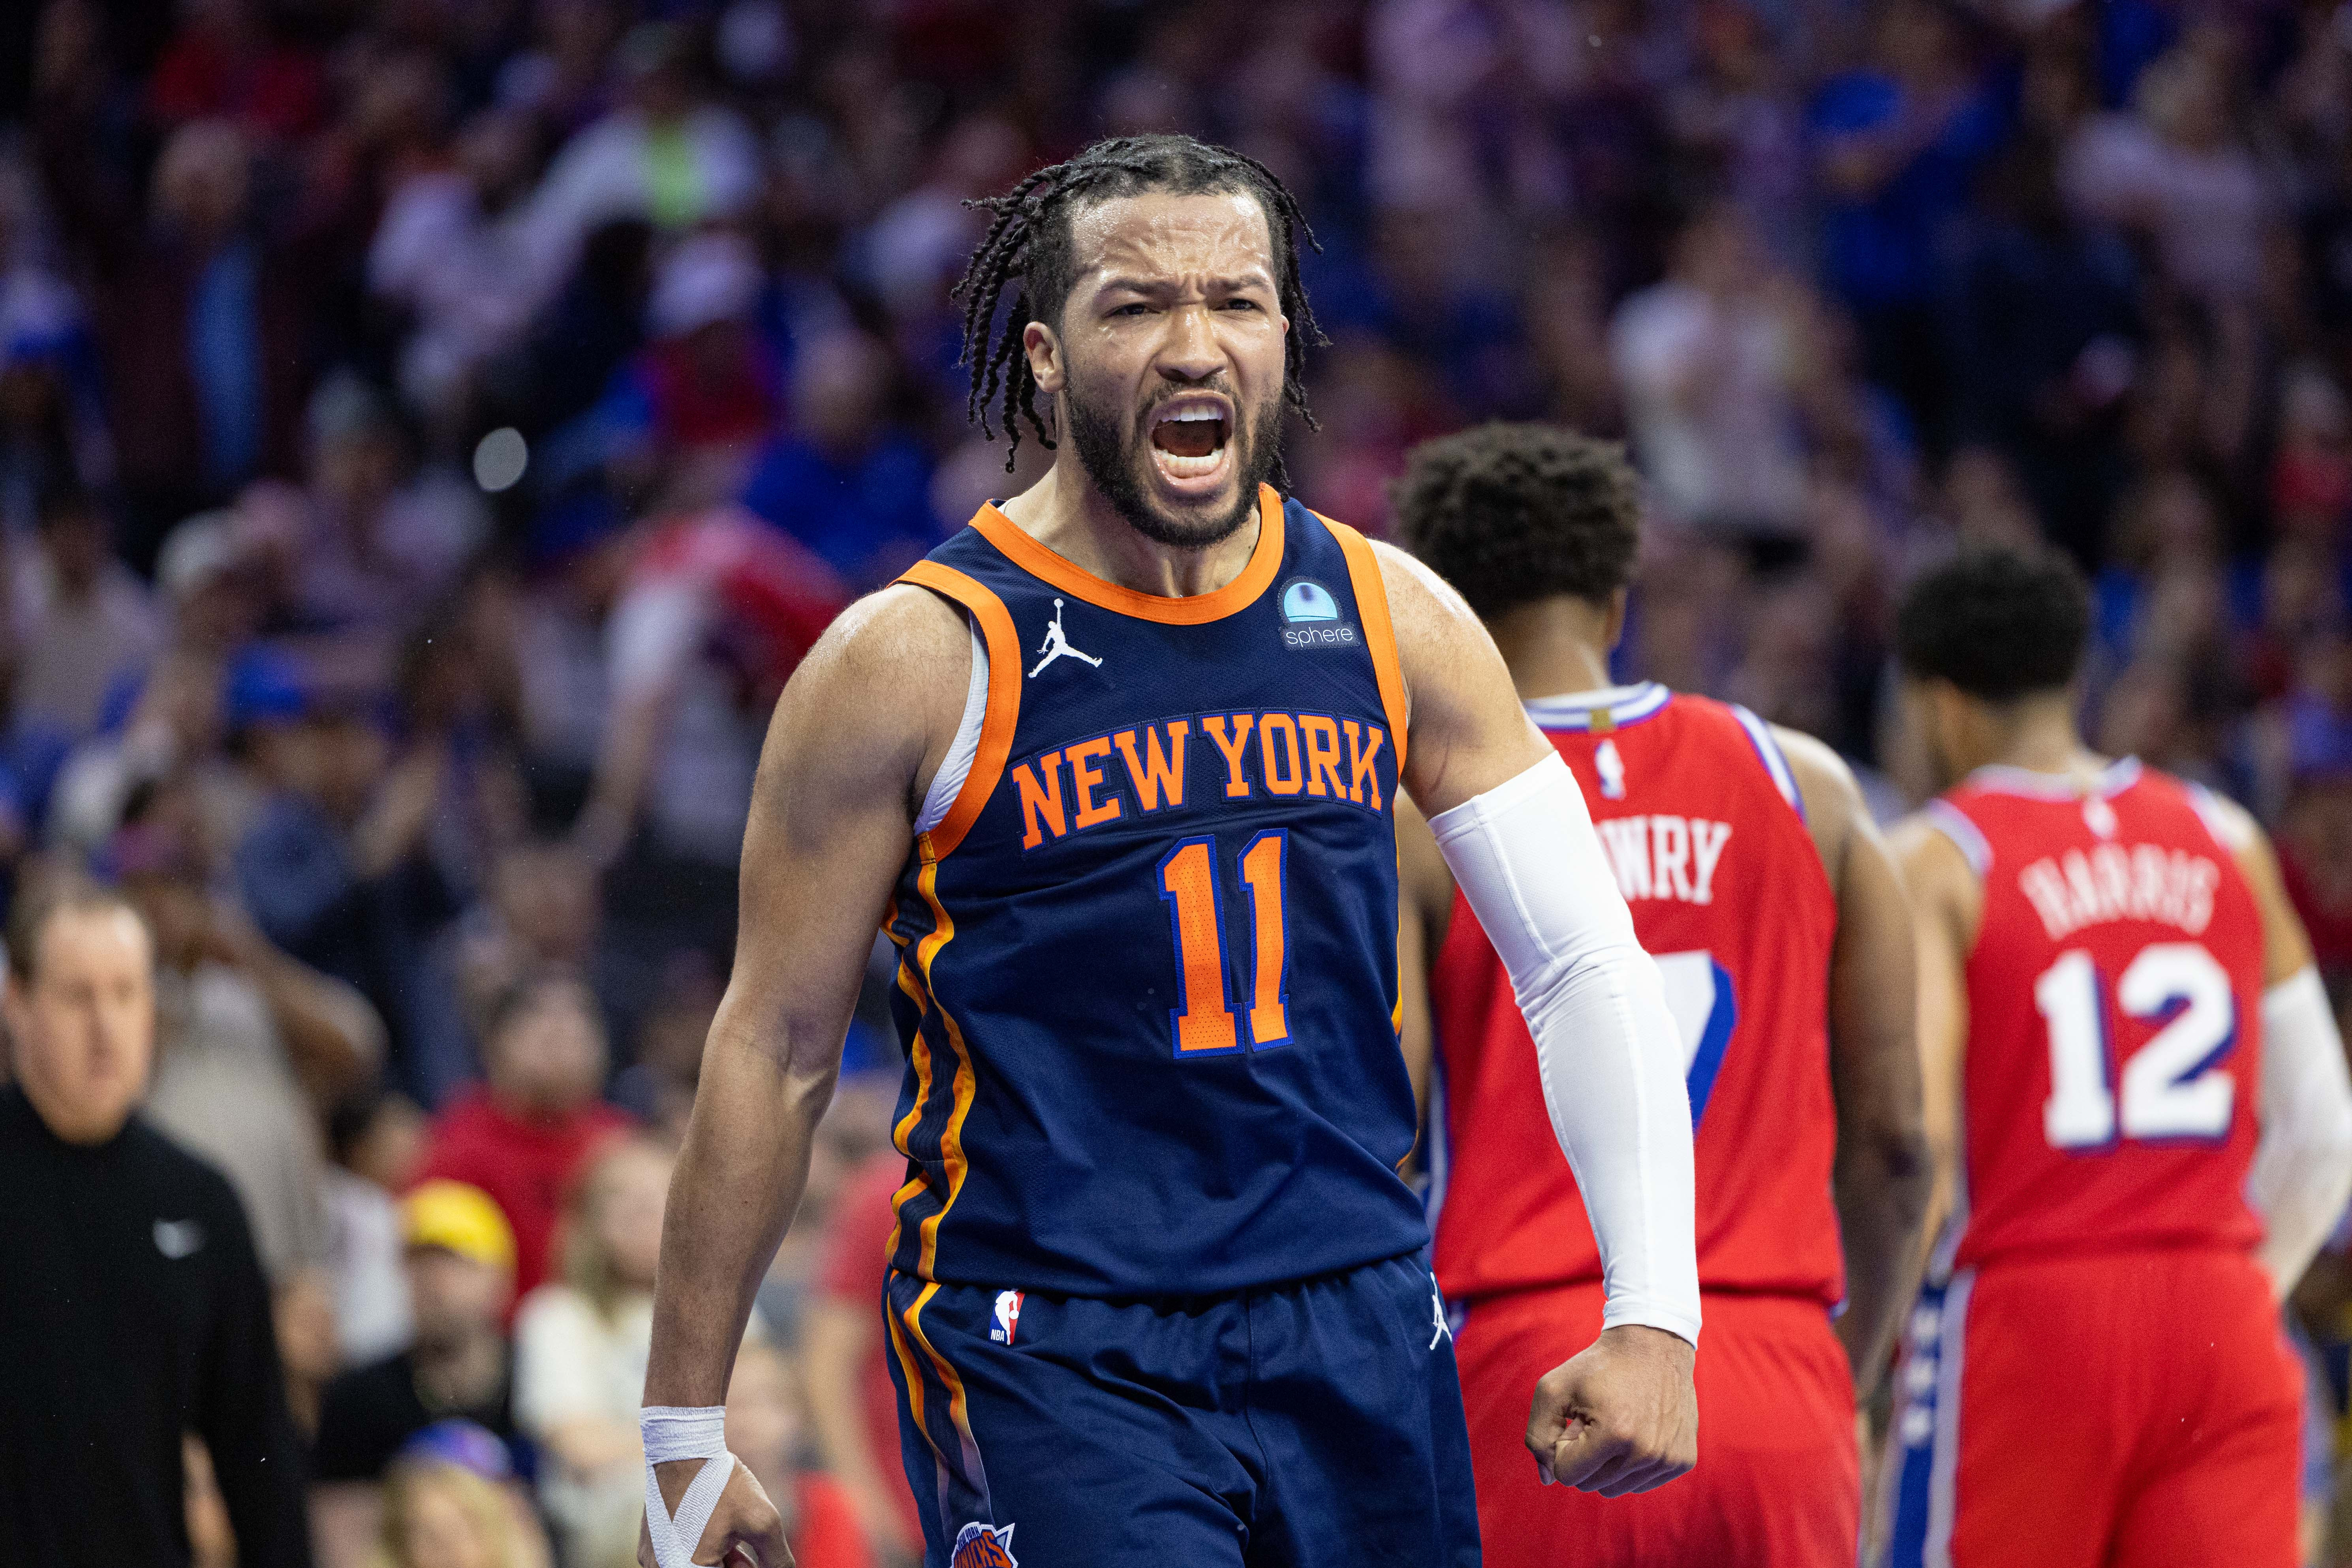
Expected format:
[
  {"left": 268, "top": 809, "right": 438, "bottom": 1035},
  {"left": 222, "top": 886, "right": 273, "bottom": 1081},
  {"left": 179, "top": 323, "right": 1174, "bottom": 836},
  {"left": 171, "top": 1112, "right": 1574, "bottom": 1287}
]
[
  {"left": 952, "top": 1521, "right": 1018, "bottom": 1567},
  {"left": 992, "top": 1289, "right": 1024, "bottom": 1344}
]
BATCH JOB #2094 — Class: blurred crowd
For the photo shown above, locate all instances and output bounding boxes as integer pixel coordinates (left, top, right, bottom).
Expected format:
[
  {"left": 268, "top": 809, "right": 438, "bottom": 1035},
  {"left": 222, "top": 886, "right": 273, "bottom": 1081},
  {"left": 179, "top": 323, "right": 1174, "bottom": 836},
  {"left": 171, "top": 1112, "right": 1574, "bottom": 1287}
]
[{"left": 11, "top": 0, "right": 2352, "bottom": 1561}]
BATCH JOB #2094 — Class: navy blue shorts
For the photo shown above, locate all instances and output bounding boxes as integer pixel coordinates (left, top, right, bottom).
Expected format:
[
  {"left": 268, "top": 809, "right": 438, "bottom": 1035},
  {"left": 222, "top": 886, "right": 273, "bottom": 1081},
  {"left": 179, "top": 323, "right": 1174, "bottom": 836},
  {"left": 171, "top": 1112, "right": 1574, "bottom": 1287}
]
[{"left": 883, "top": 1251, "right": 1482, "bottom": 1568}]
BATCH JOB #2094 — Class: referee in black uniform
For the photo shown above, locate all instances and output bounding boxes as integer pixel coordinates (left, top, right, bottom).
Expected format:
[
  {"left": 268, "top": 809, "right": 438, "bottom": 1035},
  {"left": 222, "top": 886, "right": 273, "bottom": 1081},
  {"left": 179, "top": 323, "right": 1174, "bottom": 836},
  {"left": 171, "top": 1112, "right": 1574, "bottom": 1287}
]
[{"left": 0, "top": 879, "right": 310, "bottom": 1566}]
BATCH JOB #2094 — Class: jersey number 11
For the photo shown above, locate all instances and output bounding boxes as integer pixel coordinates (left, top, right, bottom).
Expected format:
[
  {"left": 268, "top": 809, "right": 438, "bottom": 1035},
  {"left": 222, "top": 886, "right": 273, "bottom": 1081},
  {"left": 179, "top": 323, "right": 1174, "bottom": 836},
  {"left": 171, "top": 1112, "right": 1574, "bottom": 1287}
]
[{"left": 1158, "top": 832, "right": 1291, "bottom": 1056}]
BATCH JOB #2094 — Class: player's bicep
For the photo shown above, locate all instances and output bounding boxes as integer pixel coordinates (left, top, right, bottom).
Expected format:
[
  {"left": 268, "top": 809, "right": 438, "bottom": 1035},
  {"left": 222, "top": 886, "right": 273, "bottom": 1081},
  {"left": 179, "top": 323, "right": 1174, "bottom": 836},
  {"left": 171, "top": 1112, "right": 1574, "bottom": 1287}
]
[
  {"left": 1892, "top": 821, "right": 1975, "bottom": 1186},
  {"left": 1788, "top": 741, "right": 1921, "bottom": 1149},
  {"left": 1375, "top": 542, "right": 1551, "bottom": 816},
  {"left": 2236, "top": 825, "right": 2316, "bottom": 989},
  {"left": 721, "top": 592, "right": 961, "bottom": 1072},
  {"left": 1393, "top": 792, "right": 1457, "bottom": 1121}
]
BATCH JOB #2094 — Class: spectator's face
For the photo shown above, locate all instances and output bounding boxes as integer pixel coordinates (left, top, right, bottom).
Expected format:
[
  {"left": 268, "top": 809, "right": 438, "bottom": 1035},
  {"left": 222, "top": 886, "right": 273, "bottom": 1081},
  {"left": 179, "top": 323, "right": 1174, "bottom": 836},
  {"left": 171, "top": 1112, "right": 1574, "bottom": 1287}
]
[
  {"left": 795, "top": 332, "right": 889, "bottom": 455},
  {"left": 591, "top": 1143, "right": 672, "bottom": 1290},
  {"left": 126, "top": 873, "right": 210, "bottom": 973},
  {"left": 485, "top": 984, "right": 607, "bottom": 1115},
  {"left": 405, "top": 1247, "right": 509, "bottom": 1346},
  {"left": 4, "top": 907, "right": 157, "bottom": 1144},
  {"left": 1038, "top": 190, "right": 1289, "bottom": 550},
  {"left": 40, "top": 510, "right": 109, "bottom": 594},
  {"left": 348, "top": 1095, "right": 427, "bottom": 1189},
  {"left": 317, "top": 716, "right": 390, "bottom": 823},
  {"left": 393, "top": 1469, "right": 499, "bottom": 1568},
  {"left": 723, "top": 1346, "right": 802, "bottom": 1493},
  {"left": 153, "top": 121, "right": 251, "bottom": 237},
  {"left": 274, "top": 1268, "right": 340, "bottom": 1390},
  {"left": 493, "top": 846, "right": 599, "bottom": 960},
  {"left": 315, "top": 430, "right": 404, "bottom": 515}
]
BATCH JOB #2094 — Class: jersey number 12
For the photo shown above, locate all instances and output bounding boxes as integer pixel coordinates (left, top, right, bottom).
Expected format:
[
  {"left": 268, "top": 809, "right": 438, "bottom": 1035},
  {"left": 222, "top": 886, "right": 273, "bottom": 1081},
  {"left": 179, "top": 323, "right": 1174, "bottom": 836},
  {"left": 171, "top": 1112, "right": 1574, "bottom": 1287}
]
[{"left": 2035, "top": 942, "right": 2238, "bottom": 1150}]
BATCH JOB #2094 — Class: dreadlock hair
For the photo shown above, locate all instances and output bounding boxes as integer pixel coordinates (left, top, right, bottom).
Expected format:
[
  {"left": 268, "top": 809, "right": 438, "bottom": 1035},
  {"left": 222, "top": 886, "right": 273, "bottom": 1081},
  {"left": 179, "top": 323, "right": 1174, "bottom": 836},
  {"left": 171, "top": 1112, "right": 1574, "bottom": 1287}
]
[
  {"left": 952, "top": 133, "right": 1326, "bottom": 473},
  {"left": 1392, "top": 423, "right": 1643, "bottom": 620}
]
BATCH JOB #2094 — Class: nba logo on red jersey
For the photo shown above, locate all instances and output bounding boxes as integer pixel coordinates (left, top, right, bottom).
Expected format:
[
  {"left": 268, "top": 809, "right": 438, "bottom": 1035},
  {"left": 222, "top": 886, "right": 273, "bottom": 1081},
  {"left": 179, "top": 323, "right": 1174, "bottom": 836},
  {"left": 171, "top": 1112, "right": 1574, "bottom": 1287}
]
[{"left": 952, "top": 1521, "right": 1018, "bottom": 1568}]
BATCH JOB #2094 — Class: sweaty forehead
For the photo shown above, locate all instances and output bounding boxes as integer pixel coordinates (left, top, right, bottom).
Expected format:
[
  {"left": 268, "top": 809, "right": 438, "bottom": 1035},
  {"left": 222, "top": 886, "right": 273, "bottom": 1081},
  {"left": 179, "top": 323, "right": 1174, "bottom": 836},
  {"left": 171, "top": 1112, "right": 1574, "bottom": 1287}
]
[{"left": 1067, "top": 190, "right": 1275, "bottom": 287}]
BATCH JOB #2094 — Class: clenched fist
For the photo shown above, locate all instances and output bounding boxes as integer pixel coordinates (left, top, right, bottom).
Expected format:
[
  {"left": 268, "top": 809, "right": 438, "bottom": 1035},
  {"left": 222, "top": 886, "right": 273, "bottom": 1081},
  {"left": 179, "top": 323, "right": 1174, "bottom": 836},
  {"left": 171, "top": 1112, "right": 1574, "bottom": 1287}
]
[
  {"left": 639, "top": 1457, "right": 793, "bottom": 1568},
  {"left": 1525, "top": 1324, "right": 1697, "bottom": 1497}
]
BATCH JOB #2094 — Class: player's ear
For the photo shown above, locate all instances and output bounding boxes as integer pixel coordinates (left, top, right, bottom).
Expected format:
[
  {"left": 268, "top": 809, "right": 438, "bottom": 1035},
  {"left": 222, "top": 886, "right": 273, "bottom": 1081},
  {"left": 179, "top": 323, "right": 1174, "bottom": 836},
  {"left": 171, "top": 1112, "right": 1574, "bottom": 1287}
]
[{"left": 1024, "top": 320, "right": 1064, "bottom": 396}]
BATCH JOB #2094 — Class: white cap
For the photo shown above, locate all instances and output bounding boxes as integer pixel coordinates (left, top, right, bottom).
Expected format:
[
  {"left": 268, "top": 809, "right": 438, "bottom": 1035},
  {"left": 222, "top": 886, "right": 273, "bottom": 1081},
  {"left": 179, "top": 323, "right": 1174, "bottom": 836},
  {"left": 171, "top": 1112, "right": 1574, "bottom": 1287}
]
[
  {"left": 156, "top": 511, "right": 242, "bottom": 600},
  {"left": 649, "top": 233, "right": 763, "bottom": 339}
]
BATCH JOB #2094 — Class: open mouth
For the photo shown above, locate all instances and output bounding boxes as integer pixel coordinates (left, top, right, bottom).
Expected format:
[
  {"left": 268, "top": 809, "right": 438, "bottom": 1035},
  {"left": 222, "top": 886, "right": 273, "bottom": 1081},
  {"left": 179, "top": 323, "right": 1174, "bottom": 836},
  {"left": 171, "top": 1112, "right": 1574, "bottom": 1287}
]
[{"left": 1148, "top": 402, "right": 1231, "bottom": 486}]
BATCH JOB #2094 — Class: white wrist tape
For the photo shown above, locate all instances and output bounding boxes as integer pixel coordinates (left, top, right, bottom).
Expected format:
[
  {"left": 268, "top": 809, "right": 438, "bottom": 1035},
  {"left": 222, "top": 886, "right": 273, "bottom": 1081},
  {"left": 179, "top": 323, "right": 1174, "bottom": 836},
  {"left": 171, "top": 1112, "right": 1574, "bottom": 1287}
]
[
  {"left": 1431, "top": 751, "right": 1702, "bottom": 1345},
  {"left": 642, "top": 1406, "right": 736, "bottom": 1568}
]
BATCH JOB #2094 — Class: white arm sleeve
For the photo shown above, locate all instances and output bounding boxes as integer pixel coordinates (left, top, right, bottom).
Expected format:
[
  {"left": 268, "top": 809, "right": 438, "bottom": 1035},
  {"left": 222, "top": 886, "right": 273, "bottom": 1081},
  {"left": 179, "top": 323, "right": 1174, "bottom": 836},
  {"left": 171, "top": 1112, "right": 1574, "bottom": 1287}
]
[
  {"left": 1430, "top": 751, "right": 1701, "bottom": 1345},
  {"left": 2250, "top": 966, "right": 2352, "bottom": 1298}
]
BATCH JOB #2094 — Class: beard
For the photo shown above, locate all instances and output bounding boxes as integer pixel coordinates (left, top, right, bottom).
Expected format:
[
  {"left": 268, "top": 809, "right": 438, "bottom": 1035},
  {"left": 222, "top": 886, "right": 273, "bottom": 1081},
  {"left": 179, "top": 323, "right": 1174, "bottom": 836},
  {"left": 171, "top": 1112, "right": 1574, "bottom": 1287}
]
[{"left": 1063, "top": 379, "right": 1286, "bottom": 551}]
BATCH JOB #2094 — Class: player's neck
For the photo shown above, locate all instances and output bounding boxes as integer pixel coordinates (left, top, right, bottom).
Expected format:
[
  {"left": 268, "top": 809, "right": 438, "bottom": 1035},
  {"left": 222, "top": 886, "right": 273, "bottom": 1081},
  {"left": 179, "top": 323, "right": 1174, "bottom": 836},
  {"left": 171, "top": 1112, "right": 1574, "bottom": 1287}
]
[
  {"left": 1486, "top": 598, "right": 1616, "bottom": 701},
  {"left": 1979, "top": 715, "right": 2107, "bottom": 785},
  {"left": 995, "top": 461, "right": 1264, "bottom": 600}
]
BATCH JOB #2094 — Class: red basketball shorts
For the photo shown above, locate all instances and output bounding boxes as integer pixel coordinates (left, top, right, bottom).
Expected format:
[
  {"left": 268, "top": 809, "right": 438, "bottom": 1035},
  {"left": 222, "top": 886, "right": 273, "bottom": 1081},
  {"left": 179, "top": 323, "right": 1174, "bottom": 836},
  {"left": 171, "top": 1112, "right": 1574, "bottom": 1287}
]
[
  {"left": 1878, "top": 1249, "right": 2300, "bottom": 1568},
  {"left": 1454, "top": 1279, "right": 1859, "bottom": 1568}
]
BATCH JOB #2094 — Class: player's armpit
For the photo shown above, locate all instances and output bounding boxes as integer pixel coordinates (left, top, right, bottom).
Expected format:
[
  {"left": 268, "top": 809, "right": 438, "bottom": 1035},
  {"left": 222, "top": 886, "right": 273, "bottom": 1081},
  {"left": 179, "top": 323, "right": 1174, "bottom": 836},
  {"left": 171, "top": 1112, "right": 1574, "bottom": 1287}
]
[
  {"left": 1778, "top": 729, "right": 1929, "bottom": 1402},
  {"left": 1393, "top": 792, "right": 1458, "bottom": 1123},
  {"left": 1889, "top": 817, "right": 1981, "bottom": 1260},
  {"left": 1368, "top": 539, "right": 1553, "bottom": 816},
  {"left": 645, "top": 585, "right": 968, "bottom": 1422}
]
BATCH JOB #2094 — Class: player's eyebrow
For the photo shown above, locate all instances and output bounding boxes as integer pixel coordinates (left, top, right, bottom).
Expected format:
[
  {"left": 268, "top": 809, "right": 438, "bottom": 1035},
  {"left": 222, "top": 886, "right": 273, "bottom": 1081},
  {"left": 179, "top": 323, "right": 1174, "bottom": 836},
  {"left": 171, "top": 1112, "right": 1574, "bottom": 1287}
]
[{"left": 1095, "top": 270, "right": 1275, "bottom": 299}]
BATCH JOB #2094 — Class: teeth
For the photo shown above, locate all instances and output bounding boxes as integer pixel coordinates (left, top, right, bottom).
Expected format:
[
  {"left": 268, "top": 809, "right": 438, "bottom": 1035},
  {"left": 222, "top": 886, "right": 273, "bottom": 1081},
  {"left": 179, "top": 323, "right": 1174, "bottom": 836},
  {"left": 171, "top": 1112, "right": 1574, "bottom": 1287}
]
[
  {"left": 1158, "top": 451, "right": 1222, "bottom": 477},
  {"left": 1158, "top": 407, "right": 1223, "bottom": 423}
]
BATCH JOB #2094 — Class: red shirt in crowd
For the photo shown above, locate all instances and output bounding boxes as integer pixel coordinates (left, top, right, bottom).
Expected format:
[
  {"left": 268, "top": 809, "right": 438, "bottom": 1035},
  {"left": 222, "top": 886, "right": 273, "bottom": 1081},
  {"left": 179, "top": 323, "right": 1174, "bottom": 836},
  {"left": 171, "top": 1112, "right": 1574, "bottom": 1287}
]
[
  {"left": 792, "top": 1471, "right": 876, "bottom": 1568},
  {"left": 820, "top": 1149, "right": 923, "bottom": 1550},
  {"left": 411, "top": 1090, "right": 635, "bottom": 1302}
]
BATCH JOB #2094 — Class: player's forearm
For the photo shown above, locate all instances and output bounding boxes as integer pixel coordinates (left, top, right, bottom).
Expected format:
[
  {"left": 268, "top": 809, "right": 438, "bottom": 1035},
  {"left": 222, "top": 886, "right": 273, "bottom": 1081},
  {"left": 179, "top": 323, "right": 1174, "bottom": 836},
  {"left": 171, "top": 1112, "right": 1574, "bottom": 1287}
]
[
  {"left": 644, "top": 1022, "right": 838, "bottom": 1408},
  {"left": 1832, "top": 1125, "right": 1932, "bottom": 1400},
  {"left": 1430, "top": 753, "right": 1702, "bottom": 1343}
]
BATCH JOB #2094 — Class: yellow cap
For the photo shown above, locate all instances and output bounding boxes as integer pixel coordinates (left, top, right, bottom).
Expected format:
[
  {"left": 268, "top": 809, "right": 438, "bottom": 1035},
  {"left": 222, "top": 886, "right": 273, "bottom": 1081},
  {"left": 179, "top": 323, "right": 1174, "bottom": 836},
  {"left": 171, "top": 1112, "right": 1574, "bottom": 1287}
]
[{"left": 401, "top": 1181, "right": 516, "bottom": 1273}]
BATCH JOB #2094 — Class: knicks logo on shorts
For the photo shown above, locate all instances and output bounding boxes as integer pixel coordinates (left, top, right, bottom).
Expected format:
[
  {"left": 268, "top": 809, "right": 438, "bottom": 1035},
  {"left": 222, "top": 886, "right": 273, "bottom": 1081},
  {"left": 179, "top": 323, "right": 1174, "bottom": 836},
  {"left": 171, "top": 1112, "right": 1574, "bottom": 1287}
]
[{"left": 952, "top": 1521, "right": 1018, "bottom": 1568}]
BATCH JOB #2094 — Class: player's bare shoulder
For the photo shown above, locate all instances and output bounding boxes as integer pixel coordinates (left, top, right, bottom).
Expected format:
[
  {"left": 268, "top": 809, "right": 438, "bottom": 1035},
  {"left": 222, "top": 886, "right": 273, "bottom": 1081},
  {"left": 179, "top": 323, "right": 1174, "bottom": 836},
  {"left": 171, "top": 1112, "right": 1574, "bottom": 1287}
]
[
  {"left": 761, "top": 580, "right": 973, "bottom": 812},
  {"left": 2173, "top": 774, "right": 2315, "bottom": 983},
  {"left": 1367, "top": 535, "right": 1491, "bottom": 692},
  {"left": 1770, "top": 727, "right": 1865, "bottom": 856}
]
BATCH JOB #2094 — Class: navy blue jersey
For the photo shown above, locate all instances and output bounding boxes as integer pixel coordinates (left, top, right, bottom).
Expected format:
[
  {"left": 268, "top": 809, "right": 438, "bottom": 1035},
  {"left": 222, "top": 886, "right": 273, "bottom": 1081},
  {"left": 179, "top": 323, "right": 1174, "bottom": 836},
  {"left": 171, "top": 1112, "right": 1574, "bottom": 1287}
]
[{"left": 882, "top": 486, "right": 1426, "bottom": 1299}]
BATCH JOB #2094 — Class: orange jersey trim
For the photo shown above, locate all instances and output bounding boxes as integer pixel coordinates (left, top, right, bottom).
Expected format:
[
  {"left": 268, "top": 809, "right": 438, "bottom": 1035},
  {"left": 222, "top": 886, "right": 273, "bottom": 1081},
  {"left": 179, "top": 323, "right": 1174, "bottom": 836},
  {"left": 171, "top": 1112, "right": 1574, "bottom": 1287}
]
[
  {"left": 894, "top": 842, "right": 979, "bottom": 1279},
  {"left": 964, "top": 485, "right": 1286, "bottom": 625},
  {"left": 884, "top": 947, "right": 936, "bottom": 1267},
  {"left": 903, "top": 1280, "right": 979, "bottom": 1461},
  {"left": 883, "top": 1287, "right": 928, "bottom": 1434},
  {"left": 895, "top": 560, "right": 1023, "bottom": 861},
  {"left": 1325, "top": 517, "right": 1409, "bottom": 771}
]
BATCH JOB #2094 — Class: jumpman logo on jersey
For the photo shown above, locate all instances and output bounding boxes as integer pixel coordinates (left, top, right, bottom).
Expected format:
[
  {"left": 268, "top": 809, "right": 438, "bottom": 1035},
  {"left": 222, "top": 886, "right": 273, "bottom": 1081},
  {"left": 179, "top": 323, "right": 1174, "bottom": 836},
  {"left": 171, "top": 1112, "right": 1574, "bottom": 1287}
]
[
  {"left": 1429, "top": 1276, "right": 1452, "bottom": 1349},
  {"left": 1029, "top": 598, "right": 1103, "bottom": 678}
]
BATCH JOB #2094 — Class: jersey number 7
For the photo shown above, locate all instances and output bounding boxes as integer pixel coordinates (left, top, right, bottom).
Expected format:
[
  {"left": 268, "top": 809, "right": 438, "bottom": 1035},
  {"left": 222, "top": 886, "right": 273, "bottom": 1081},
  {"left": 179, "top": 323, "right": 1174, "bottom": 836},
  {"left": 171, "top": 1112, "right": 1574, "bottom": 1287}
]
[{"left": 1158, "top": 833, "right": 1291, "bottom": 1057}]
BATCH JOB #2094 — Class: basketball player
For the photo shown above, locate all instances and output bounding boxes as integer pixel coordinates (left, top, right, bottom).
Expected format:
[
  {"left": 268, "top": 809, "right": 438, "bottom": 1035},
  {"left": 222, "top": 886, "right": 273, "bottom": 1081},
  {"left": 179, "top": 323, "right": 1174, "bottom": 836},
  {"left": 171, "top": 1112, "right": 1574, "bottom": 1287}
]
[
  {"left": 1390, "top": 424, "right": 1932, "bottom": 1566},
  {"left": 635, "top": 135, "right": 1701, "bottom": 1568},
  {"left": 1880, "top": 547, "right": 2352, "bottom": 1566}
]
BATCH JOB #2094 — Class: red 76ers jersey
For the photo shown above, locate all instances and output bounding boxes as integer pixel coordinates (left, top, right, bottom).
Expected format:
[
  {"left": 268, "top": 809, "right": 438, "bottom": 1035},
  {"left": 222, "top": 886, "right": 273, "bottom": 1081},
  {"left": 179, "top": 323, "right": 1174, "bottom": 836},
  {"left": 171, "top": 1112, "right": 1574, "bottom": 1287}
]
[
  {"left": 1428, "top": 684, "right": 1845, "bottom": 1305},
  {"left": 1926, "top": 761, "right": 2266, "bottom": 1275}
]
